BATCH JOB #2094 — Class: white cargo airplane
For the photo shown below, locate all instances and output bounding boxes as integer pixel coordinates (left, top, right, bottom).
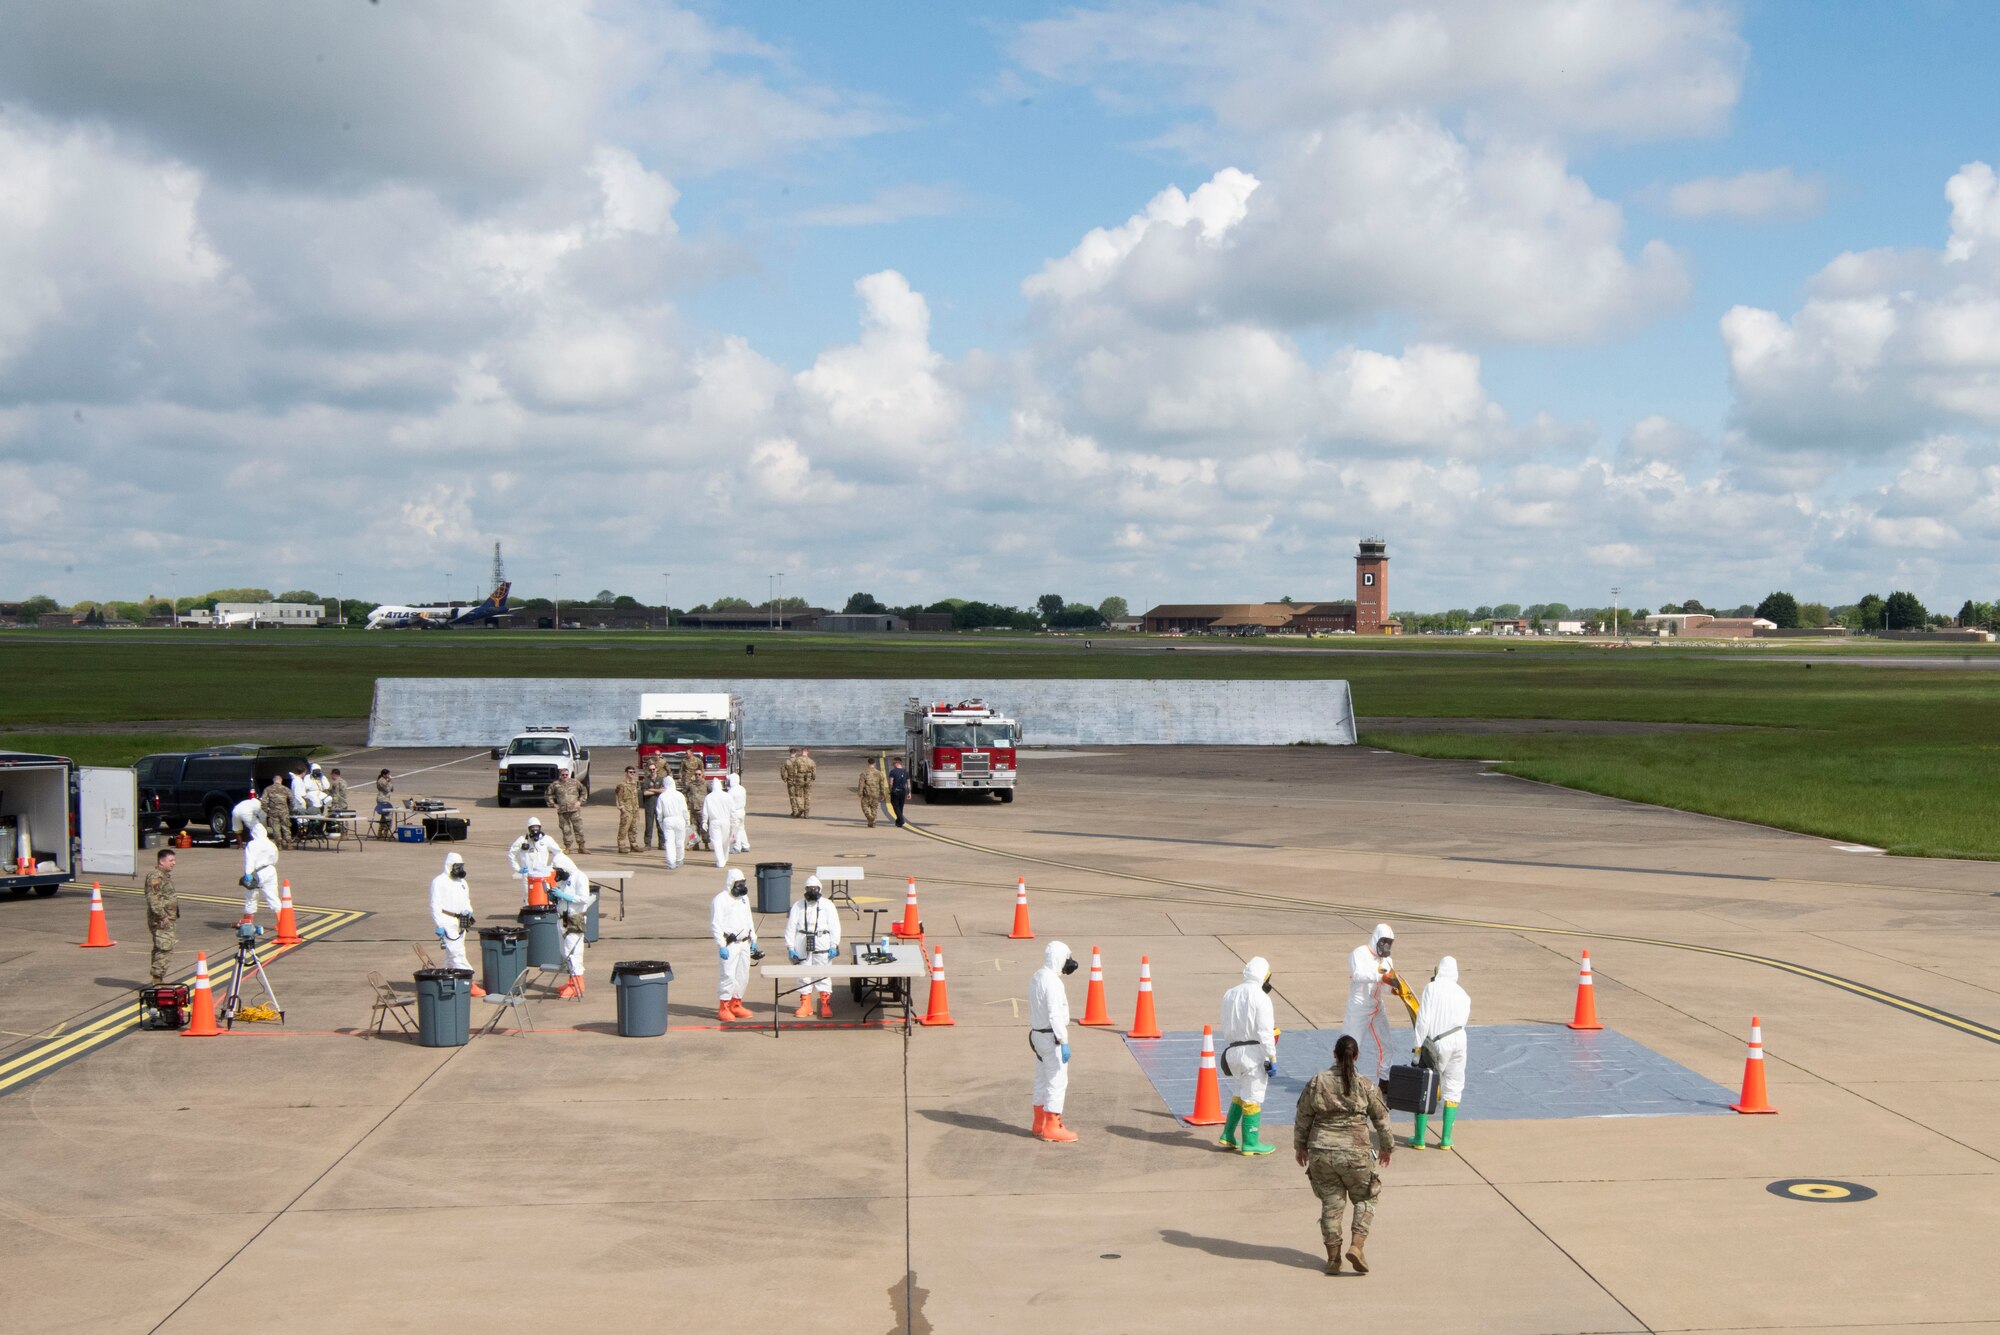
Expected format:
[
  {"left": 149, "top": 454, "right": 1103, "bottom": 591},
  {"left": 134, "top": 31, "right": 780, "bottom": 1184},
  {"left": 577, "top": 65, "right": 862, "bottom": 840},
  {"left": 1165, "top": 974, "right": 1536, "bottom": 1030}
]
[{"left": 366, "top": 582, "right": 511, "bottom": 629}]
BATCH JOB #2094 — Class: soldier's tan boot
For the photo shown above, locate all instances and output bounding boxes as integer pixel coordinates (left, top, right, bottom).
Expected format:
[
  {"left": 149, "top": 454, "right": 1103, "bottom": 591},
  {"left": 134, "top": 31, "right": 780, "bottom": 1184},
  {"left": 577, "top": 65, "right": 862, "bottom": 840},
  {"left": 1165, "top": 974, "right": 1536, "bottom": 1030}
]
[
  {"left": 1324, "top": 1240, "right": 1342, "bottom": 1275},
  {"left": 1344, "top": 1230, "right": 1369, "bottom": 1275}
]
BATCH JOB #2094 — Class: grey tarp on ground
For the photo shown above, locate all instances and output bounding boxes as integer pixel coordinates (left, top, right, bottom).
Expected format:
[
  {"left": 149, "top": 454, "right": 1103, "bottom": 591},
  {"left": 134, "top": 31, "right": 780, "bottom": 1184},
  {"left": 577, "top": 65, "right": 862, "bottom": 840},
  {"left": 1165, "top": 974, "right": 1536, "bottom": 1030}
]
[{"left": 1126, "top": 1025, "right": 1738, "bottom": 1125}]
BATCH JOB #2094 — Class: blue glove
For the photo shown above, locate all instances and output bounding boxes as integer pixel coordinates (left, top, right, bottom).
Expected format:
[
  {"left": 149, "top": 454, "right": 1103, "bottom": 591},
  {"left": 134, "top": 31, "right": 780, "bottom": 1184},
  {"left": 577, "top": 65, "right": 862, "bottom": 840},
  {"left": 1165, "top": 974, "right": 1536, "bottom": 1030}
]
[
  {"left": 1265, "top": 1059, "right": 1278, "bottom": 1077},
  {"left": 718, "top": 946, "right": 729, "bottom": 960},
  {"left": 789, "top": 950, "right": 801, "bottom": 963},
  {"left": 1060, "top": 1042, "right": 1071, "bottom": 1063}
]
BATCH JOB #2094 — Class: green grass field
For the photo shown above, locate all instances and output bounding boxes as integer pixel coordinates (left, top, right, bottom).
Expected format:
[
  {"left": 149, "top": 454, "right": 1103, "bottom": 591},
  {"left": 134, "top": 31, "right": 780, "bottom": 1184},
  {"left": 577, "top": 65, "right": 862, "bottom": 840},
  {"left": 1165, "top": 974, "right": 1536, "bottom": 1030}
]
[{"left": 4, "top": 629, "right": 1996, "bottom": 858}]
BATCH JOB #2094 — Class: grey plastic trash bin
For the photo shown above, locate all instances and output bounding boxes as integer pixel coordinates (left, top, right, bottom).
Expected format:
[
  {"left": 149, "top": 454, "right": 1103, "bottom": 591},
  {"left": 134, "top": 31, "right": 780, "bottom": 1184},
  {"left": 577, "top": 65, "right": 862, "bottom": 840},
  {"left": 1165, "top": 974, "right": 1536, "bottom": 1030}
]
[
  {"left": 755, "top": 861, "right": 792, "bottom": 915},
  {"left": 478, "top": 925, "right": 527, "bottom": 994},
  {"left": 518, "top": 904, "right": 563, "bottom": 970},
  {"left": 585, "top": 888, "right": 600, "bottom": 944},
  {"left": 414, "top": 967, "right": 473, "bottom": 1047},
  {"left": 612, "top": 959, "right": 673, "bottom": 1037}
]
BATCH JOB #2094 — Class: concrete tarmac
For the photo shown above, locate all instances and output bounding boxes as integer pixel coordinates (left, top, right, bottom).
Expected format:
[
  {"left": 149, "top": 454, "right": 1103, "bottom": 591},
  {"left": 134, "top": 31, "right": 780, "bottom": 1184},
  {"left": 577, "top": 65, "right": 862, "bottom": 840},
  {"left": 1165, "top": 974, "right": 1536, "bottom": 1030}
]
[{"left": 1, "top": 744, "right": 1995, "bottom": 1333}]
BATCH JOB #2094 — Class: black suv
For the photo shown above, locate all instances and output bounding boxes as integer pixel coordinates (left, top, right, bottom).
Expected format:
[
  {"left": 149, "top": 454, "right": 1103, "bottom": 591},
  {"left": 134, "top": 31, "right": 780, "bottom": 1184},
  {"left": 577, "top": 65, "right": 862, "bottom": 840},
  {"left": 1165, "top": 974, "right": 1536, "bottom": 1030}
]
[{"left": 135, "top": 746, "right": 314, "bottom": 840}]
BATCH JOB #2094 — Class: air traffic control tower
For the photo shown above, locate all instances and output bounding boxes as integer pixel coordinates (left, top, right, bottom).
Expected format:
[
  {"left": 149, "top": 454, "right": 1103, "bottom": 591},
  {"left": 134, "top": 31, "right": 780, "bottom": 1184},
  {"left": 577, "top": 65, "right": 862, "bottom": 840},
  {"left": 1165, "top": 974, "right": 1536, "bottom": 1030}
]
[{"left": 1355, "top": 538, "right": 1389, "bottom": 634}]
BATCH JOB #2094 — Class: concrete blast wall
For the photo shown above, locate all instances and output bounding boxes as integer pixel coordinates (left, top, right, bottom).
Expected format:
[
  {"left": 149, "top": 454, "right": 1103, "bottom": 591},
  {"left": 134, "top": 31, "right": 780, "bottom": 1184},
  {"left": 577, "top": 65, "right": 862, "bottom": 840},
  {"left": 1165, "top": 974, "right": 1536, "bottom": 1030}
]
[{"left": 369, "top": 678, "right": 1356, "bottom": 748}]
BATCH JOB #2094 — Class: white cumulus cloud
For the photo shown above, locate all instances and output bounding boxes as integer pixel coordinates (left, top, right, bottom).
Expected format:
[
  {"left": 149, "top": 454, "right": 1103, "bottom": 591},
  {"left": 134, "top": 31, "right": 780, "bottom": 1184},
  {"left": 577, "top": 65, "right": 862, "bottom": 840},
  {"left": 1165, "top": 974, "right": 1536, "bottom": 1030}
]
[{"left": 1665, "top": 168, "right": 1825, "bottom": 221}]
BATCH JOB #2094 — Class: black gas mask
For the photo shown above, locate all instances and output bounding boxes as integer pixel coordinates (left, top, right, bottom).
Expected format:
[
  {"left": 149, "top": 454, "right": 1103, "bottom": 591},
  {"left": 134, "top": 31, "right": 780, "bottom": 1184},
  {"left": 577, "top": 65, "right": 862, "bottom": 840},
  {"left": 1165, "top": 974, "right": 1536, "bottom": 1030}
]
[
  {"left": 805, "top": 888, "right": 821, "bottom": 902},
  {"left": 730, "top": 882, "right": 748, "bottom": 897},
  {"left": 1376, "top": 938, "right": 1394, "bottom": 958},
  {"left": 449, "top": 863, "right": 467, "bottom": 880},
  {"left": 527, "top": 827, "right": 543, "bottom": 842},
  {"left": 1061, "top": 957, "right": 1079, "bottom": 976},
  {"left": 1262, "top": 974, "right": 1275, "bottom": 994}
]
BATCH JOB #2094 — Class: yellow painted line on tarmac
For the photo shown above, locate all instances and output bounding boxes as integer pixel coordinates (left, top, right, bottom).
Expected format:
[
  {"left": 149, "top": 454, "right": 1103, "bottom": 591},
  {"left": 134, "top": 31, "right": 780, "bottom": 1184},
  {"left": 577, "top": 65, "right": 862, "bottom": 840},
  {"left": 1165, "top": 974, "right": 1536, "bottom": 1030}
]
[
  {"left": 0, "top": 891, "right": 368, "bottom": 1098},
  {"left": 903, "top": 821, "right": 2000, "bottom": 1048}
]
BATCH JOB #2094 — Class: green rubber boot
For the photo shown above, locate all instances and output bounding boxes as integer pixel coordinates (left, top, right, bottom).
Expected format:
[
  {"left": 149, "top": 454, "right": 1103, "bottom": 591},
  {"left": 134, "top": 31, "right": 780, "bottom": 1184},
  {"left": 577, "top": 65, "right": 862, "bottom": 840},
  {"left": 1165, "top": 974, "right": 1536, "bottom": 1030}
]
[
  {"left": 1438, "top": 1101, "right": 1458, "bottom": 1151},
  {"left": 1410, "top": 1111, "right": 1428, "bottom": 1149},
  {"left": 1239, "top": 1104, "right": 1276, "bottom": 1156},
  {"left": 1218, "top": 1098, "right": 1243, "bottom": 1150}
]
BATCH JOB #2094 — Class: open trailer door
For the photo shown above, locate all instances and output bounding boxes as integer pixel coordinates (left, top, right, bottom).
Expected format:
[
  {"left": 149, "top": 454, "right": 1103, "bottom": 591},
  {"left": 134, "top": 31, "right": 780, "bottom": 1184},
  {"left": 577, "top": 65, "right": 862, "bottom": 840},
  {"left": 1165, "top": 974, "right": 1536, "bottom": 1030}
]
[{"left": 78, "top": 767, "right": 137, "bottom": 877}]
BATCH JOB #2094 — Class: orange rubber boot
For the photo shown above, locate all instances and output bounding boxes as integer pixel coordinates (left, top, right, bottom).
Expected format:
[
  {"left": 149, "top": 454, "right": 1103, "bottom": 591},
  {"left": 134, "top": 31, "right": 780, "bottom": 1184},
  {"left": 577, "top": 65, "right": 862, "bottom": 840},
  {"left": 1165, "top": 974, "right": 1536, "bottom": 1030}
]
[
  {"left": 718, "top": 1003, "right": 735, "bottom": 1023},
  {"left": 729, "top": 998, "right": 753, "bottom": 1020},
  {"left": 1039, "top": 1113, "right": 1079, "bottom": 1144},
  {"left": 795, "top": 993, "right": 815, "bottom": 1018},
  {"left": 1032, "top": 1106, "right": 1046, "bottom": 1136},
  {"left": 818, "top": 993, "right": 833, "bottom": 1020}
]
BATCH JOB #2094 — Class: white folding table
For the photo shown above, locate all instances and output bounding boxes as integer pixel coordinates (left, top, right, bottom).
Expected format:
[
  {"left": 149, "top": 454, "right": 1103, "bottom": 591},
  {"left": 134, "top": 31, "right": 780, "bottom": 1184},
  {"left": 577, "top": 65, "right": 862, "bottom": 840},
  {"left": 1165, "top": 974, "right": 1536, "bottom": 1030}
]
[
  {"left": 758, "top": 942, "right": 924, "bottom": 1036},
  {"left": 815, "top": 864, "right": 865, "bottom": 919}
]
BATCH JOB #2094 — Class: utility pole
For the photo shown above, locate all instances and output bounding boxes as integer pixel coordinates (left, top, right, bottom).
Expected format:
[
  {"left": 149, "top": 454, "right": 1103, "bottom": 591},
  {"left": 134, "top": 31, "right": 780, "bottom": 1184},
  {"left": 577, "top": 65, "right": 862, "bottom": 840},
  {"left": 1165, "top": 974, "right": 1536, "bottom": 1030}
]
[
  {"left": 1611, "top": 586, "right": 1621, "bottom": 641},
  {"left": 768, "top": 573, "right": 777, "bottom": 631},
  {"left": 777, "top": 573, "right": 785, "bottom": 629},
  {"left": 170, "top": 571, "right": 178, "bottom": 627},
  {"left": 337, "top": 572, "right": 343, "bottom": 630},
  {"left": 662, "top": 572, "right": 670, "bottom": 631},
  {"left": 554, "top": 572, "right": 561, "bottom": 631}
]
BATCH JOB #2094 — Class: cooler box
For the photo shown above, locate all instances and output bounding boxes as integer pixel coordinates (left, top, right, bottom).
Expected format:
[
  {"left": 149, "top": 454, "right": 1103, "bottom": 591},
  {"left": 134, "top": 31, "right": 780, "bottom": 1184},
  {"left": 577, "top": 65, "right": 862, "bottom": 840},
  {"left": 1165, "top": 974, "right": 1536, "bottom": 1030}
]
[
  {"left": 1384, "top": 1063, "right": 1440, "bottom": 1115},
  {"left": 422, "top": 816, "right": 469, "bottom": 841}
]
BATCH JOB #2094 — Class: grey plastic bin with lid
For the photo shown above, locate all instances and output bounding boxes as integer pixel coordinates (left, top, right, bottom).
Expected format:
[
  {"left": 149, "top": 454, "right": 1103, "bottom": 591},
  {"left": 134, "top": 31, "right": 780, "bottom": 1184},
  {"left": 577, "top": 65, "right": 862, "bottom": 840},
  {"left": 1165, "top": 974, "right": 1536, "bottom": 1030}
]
[
  {"left": 754, "top": 861, "right": 792, "bottom": 915},
  {"left": 612, "top": 960, "right": 674, "bottom": 1037},
  {"left": 517, "top": 904, "right": 563, "bottom": 970},
  {"left": 478, "top": 925, "right": 528, "bottom": 994},
  {"left": 414, "top": 967, "right": 474, "bottom": 1047}
]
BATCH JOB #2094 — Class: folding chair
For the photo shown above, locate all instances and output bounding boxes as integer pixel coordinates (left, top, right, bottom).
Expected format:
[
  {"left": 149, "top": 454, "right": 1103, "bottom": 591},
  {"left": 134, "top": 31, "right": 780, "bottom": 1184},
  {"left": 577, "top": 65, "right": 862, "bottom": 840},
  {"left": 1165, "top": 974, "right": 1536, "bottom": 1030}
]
[
  {"left": 367, "top": 971, "right": 417, "bottom": 1037},
  {"left": 479, "top": 969, "right": 536, "bottom": 1035},
  {"left": 413, "top": 943, "right": 438, "bottom": 972}
]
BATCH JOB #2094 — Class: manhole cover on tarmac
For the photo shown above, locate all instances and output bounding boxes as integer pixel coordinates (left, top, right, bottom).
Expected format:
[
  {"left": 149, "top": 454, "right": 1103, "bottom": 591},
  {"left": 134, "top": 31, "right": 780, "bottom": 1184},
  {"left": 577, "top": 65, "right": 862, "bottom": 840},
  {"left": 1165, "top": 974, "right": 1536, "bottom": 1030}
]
[{"left": 1767, "top": 1179, "right": 1877, "bottom": 1203}]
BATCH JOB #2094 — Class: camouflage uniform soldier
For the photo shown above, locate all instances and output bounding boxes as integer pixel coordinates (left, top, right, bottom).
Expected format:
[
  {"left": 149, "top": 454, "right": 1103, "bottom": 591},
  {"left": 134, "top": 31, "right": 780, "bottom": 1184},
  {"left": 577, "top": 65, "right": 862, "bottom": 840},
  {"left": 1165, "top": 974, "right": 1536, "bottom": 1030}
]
[
  {"left": 677, "top": 751, "right": 709, "bottom": 850},
  {"left": 546, "top": 768, "right": 589, "bottom": 855},
  {"left": 795, "top": 747, "right": 817, "bottom": 816},
  {"left": 326, "top": 768, "right": 349, "bottom": 812},
  {"left": 1294, "top": 1035, "right": 1393, "bottom": 1275},
  {"left": 858, "top": 759, "right": 886, "bottom": 827},
  {"left": 143, "top": 850, "right": 180, "bottom": 984},
  {"left": 260, "top": 775, "right": 294, "bottom": 849},
  {"left": 780, "top": 748, "right": 803, "bottom": 817},
  {"left": 613, "top": 766, "right": 642, "bottom": 854},
  {"left": 639, "top": 758, "right": 666, "bottom": 849}
]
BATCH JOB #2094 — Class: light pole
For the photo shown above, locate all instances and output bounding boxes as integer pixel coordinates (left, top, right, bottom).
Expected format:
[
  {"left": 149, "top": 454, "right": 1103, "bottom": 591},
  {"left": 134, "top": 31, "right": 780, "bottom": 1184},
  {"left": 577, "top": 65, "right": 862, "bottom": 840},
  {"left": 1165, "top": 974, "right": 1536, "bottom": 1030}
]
[
  {"left": 768, "top": 574, "right": 776, "bottom": 630},
  {"left": 336, "top": 572, "right": 343, "bottom": 629},
  {"left": 170, "top": 571, "right": 178, "bottom": 627},
  {"left": 445, "top": 572, "right": 453, "bottom": 608},
  {"left": 553, "top": 573, "right": 561, "bottom": 631},
  {"left": 1611, "top": 586, "right": 1621, "bottom": 641},
  {"left": 662, "top": 572, "right": 670, "bottom": 630}
]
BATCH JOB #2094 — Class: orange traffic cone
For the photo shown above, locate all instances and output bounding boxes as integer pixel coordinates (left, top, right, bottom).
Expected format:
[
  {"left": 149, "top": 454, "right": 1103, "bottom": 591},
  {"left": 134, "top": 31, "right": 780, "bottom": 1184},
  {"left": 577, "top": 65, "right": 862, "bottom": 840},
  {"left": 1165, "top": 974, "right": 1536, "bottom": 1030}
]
[
  {"left": 1185, "top": 1024, "right": 1225, "bottom": 1125},
  {"left": 1127, "top": 954, "right": 1162, "bottom": 1039},
  {"left": 274, "top": 881, "right": 303, "bottom": 945},
  {"left": 1566, "top": 951, "right": 1604, "bottom": 1031},
  {"left": 920, "top": 947, "right": 955, "bottom": 1026},
  {"left": 1007, "top": 877, "right": 1034, "bottom": 939},
  {"left": 1079, "top": 946, "right": 1112, "bottom": 1026},
  {"left": 892, "top": 876, "right": 923, "bottom": 939},
  {"left": 182, "top": 953, "right": 220, "bottom": 1037},
  {"left": 1730, "top": 1016, "right": 1779, "bottom": 1114},
  {"left": 78, "top": 882, "right": 116, "bottom": 948}
]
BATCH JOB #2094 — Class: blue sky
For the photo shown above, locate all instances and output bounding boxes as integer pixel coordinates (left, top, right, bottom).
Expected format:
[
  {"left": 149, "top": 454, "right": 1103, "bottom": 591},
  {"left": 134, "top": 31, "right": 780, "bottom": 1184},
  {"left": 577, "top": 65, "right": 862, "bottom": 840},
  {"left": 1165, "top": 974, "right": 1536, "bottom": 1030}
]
[{"left": 4, "top": 1, "right": 2000, "bottom": 615}]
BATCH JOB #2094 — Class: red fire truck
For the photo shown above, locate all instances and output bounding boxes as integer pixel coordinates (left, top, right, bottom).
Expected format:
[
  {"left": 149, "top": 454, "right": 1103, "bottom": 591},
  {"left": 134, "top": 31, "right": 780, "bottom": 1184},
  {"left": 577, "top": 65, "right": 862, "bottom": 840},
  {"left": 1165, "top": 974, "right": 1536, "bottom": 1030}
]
[
  {"left": 903, "top": 698, "right": 1019, "bottom": 803},
  {"left": 630, "top": 693, "right": 741, "bottom": 780}
]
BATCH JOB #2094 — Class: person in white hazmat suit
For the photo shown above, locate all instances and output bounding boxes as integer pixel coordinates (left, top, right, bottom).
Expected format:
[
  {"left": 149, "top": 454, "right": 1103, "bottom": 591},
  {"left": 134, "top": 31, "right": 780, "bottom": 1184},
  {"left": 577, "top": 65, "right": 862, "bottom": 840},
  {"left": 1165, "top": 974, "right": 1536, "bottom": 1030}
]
[
  {"left": 428, "top": 851, "right": 487, "bottom": 996},
  {"left": 1410, "top": 956, "right": 1470, "bottom": 1151},
  {"left": 710, "top": 868, "right": 759, "bottom": 1021},
  {"left": 726, "top": 773, "right": 750, "bottom": 853},
  {"left": 506, "top": 817, "right": 562, "bottom": 904},
  {"left": 239, "top": 824, "right": 281, "bottom": 924},
  {"left": 548, "top": 857, "right": 591, "bottom": 999},
  {"left": 654, "top": 780, "right": 690, "bottom": 870},
  {"left": 700, "top": 780, "right": 734, "bottom": 870},
  {"left": 1029, "top": 941, "right": 1081, "bottom": 1143},
  {"left": 230, "top": 788, "right": 264, "bottom": 842},
  {"left": 1217, "top": 956, "right": 1280, "bottom": 1156},
  {"left": 1344, "top": 924, "right": 1402, "bottom": 1084},
  {"left": 784, "top": 875, "right": 842, "bottom": 1018}
]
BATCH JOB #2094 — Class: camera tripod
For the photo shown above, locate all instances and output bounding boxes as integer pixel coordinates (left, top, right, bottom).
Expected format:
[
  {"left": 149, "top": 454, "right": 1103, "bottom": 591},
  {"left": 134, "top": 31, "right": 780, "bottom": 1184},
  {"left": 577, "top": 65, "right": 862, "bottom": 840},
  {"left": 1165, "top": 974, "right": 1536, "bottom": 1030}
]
[{"left": 218, "top": 931, "right": 285, "bottom": 1029}]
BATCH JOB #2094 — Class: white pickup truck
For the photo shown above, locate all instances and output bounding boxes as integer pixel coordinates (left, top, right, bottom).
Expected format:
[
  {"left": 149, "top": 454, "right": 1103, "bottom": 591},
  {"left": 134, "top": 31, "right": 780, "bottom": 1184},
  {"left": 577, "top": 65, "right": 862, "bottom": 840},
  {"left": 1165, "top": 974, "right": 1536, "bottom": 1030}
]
[{"left": 491, "top": 726, "right": 591, "bottom": 808}]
